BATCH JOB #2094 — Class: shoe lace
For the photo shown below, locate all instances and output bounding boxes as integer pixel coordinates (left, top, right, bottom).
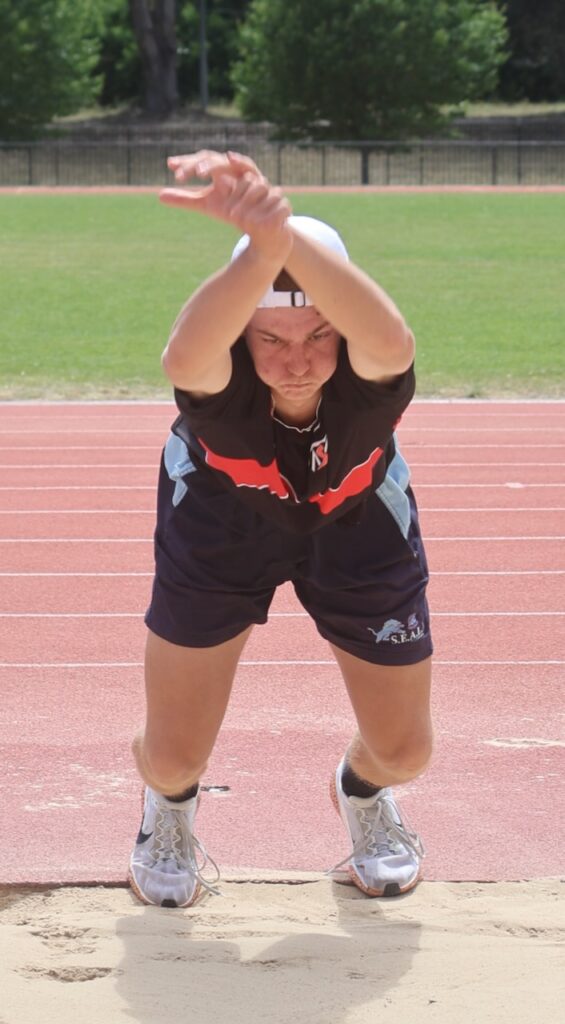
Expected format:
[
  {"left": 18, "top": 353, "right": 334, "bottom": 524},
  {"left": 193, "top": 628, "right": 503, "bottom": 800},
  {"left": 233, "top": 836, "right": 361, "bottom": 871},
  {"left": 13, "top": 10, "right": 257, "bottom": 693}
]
[
  {"left": 328, "top": 796, "right": 424, "bottom": 876},
  {"left": 153, "top": 805, "right": 222, "bottom": 898}
]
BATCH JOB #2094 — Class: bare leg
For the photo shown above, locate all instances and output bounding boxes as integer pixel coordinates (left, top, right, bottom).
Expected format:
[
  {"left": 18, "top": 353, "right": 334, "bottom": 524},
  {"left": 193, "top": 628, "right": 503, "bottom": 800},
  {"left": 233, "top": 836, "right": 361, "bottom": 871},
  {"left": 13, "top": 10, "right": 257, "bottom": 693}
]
[
  {"left": 132, "top": 626, "right": 253, "bottom": 796},
  {"left": 330, "top": 647, "right": 433, "bottom": 787},
  {"left": 329, "top": 647, "right": 433, "bottom": 896}
]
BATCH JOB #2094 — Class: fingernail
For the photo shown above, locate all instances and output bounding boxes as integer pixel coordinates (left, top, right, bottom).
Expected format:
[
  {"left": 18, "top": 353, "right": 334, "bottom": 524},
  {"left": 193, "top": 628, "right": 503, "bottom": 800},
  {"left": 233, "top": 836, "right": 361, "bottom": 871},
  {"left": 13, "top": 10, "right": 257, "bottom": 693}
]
[{"left": 196, "top": 162, "right": 209, "bottom": 175}]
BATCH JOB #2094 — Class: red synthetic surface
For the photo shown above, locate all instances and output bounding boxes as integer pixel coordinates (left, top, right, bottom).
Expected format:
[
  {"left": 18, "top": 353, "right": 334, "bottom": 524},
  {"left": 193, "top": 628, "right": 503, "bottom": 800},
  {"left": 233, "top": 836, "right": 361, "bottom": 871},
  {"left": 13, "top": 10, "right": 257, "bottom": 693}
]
[{"left": 1, "top": 400, "right": 564, "bottom": 886}]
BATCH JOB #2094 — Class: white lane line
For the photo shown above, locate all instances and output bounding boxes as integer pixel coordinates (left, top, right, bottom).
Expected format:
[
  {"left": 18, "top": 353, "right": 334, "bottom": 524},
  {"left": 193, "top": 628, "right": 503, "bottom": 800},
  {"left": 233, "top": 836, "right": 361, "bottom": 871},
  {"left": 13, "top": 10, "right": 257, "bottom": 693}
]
[
  {"left": 4, "top": 535, "right": 565, "bottom": 543},
  {"left": 403, "top": 444, "right": 565, "bottom": 449},
  {"left": 432, "top": 570, "right": 565, "bottom": 576},
  {"left": 1, "top": 463, "right": 156, "bottom": 469},
  {"left": 4, "top": 461, "right": 565, "bottom": 469},
  {"left": 0, "top": 486, "right": 154, "bottom": 491},
  {"left": 2, "top": 570, "right": 564, "bottom": 578},
  {"left": 416, "top": 483, "right": 565, "bottom": 488},
  {"left": 270, "top": 611, "right": 565, "bottom": 618},
  {"left": 0, "top": 509, "right": 154, "bottom": 516},
  {"left": 0, "top": 610, "right": 143, "bottom": 618},
  {"left": 0, "top": 445, "right": 160, "bottom": 451},
  {"left": 244, "top": 660, "right": 564, "bottom": 666},
  {"left": 411, "top": 462, "right": 565, "bottom": 467},
  {"left": 424, "top": 535, "right": 565, "bottom": 541},
  {"left": 418, "top": 507, "right": 565, "bottom": 513},
  {"left": 0, "top": 572, "right": 153, "bottom": 576},
  {"left": 0, "top": 538, "right": 152, "bottom": 543},
  {"left": 0, "top": 659, "right": 562, "bottom": 668},
  {"left": 400, "top": 427, "right": 565, "bottom": 433},
  {"left": 3, "top": 483, "right": 564, "bottom": 492},
  {"left": 1, "top": 507, "right": 564, "bottom": 515},
  {"left": 3, "top": 443, "right": 565, "bottom": 451},
  {"left": 1, "top": 611, "right": 564, "bottom": 619}
]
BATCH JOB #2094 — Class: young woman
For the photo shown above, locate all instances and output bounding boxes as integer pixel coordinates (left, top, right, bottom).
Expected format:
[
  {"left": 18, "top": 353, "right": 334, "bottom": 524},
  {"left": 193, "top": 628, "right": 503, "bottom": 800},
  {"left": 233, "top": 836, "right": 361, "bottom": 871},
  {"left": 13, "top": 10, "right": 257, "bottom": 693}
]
[{"left": 129, "top": 151, "right": 433, "bottom": 908}]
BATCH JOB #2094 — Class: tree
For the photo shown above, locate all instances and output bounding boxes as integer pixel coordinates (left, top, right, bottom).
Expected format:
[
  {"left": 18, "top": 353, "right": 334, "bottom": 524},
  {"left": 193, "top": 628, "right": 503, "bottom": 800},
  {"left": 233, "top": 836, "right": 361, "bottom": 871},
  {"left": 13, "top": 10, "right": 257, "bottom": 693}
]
[
  {"left": 93, "top": 0, "right": 253, "bottom": 111},
  {"left": 0, "top": 0, "right": 102, "bottom": 140},
  {"left": 177, "top": 0, "right": 251, "bottom": 104},
  {"left": 497, "top": 0, "right": 565, "bottom": 101},
  {"left": 129, "top": 0, "right": 179, "bottom": 115},
  {"left": 96, "top": 0, "right": 143, "bottom": 107},
  {"left": 232, "top": 0, "right": 508, "bottom": 140}
]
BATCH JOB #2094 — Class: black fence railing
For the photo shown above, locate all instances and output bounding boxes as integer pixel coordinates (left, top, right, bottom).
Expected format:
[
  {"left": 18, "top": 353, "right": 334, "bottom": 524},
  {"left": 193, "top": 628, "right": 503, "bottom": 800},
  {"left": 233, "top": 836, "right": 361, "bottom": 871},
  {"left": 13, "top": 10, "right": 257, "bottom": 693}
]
[{"left": 1, "top": 140, "right": 565, "bottom": 187}]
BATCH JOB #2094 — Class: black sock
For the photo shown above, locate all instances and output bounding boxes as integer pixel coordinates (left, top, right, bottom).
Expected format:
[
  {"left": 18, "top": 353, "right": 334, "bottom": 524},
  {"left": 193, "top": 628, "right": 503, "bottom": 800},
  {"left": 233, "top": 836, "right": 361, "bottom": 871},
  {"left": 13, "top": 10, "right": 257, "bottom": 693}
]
[
  {"left": 341, "top": 762, "right": 382, "bottom": 799},
  {"left": 165, "top": 784, "right": 199, "bottom": 803}
]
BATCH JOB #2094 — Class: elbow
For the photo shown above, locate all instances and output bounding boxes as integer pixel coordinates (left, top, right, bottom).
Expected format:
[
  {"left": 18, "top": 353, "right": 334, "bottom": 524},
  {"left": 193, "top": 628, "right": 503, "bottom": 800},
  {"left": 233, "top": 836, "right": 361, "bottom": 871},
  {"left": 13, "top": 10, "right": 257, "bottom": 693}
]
[
  {"left": 161, "top": 343, "right": 176, "bottom": 383},
  {"left": 399, "top": 325, "right": 415, "bottom": 372},
  {"left": 388, "top": 322, "right": 415, "bottom": 375},
  {"left": 161, "top": 338, "right": 189, "bottom": 387}
]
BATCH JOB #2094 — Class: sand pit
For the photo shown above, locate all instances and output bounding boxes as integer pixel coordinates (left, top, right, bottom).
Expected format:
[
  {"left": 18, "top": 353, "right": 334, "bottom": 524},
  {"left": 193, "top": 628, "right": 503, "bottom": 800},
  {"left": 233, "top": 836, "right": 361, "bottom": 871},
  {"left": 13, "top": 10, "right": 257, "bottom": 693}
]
[{"left": 1, "top": 877, "right": 562, "bottom": 1023}]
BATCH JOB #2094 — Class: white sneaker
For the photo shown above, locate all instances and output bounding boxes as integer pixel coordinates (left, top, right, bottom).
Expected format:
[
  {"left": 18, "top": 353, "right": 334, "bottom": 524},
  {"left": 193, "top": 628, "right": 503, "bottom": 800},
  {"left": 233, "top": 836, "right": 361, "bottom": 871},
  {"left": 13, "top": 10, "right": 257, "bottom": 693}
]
[
  {"left": 128, "top": 786, "right": 220, "bottom": 908},
  {"left": 330, "top": 760, "right": 424, "bottom": 897}
]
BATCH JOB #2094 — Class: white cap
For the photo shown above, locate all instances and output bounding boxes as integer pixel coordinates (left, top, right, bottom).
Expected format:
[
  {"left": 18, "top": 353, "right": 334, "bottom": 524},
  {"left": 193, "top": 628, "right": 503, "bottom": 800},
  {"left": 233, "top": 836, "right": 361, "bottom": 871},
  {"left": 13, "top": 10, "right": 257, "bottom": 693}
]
[{"left": 230, "top": 214, "right": 349, "bottom": 308}]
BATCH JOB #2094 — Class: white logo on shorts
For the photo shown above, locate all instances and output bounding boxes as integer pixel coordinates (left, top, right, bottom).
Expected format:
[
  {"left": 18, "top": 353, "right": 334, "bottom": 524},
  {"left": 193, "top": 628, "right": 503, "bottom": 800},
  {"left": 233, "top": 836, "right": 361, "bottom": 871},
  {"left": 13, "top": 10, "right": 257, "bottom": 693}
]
[{"left": 368, "top": 613, "right": 425, "bottom": 645}]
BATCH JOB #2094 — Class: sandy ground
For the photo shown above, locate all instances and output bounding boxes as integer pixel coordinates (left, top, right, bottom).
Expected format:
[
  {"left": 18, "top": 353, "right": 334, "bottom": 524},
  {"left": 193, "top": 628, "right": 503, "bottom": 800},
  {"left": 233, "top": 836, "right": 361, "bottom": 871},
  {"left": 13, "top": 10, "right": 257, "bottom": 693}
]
[{"left": 0, "top": 876, "right": 562, "bottom": 1024}]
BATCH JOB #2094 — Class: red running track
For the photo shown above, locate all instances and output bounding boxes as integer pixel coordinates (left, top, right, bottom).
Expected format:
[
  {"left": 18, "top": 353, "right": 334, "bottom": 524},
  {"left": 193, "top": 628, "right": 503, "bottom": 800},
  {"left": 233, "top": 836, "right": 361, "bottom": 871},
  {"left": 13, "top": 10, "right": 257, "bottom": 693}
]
[{"left": 0, "top": 400, "right": 564, "bottom": 885}]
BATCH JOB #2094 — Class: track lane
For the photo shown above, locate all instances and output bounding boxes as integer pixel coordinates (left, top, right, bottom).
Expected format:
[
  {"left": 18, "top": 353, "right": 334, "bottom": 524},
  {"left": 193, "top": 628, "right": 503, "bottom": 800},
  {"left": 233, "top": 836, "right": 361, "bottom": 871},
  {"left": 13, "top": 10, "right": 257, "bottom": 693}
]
[
  {"left": 1, "top": 400, "right": 564, "bottom": 885},
  {"left": 1, "top": 571, "right": 564, "bottom": 615}
]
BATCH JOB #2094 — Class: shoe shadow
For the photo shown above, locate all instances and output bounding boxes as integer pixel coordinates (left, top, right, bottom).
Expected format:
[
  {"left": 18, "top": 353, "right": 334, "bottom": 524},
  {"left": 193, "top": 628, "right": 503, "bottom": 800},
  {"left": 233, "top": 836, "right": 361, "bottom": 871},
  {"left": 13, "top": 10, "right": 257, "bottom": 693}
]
[{"left": 114, "top": 877, "right": 422, "bottom": 1023}]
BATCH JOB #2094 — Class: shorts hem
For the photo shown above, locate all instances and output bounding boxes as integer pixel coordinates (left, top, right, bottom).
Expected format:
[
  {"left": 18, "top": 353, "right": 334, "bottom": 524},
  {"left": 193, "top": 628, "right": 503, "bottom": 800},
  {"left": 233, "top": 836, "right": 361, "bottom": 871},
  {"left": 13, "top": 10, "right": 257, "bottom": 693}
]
[
  {"left": 320, "top": 630, "right": 434, "bottom": 667},
  {"left": 144, "top": 610, "right": 268, "bottom": 649}
]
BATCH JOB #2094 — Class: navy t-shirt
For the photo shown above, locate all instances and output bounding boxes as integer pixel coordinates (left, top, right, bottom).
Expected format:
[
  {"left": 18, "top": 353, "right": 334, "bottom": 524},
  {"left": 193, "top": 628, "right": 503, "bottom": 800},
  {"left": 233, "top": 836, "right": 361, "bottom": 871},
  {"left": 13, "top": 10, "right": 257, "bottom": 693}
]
[{"left": 172, "top": 337, "right": 415, "bottom": 534}]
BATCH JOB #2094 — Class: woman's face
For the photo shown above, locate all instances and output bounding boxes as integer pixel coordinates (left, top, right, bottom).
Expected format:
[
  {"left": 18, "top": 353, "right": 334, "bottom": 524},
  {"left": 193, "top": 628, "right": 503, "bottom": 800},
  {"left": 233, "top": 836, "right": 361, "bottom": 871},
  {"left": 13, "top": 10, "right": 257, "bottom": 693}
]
[{"left": 245, "top": 307, "right": 340, "bottom": 412}]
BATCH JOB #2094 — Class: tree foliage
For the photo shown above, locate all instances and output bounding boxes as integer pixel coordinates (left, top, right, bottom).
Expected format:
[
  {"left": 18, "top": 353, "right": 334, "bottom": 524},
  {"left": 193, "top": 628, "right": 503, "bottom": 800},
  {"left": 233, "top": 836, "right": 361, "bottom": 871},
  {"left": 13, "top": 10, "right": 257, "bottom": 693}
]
[
  {"left": 497, "top": 0, "right": 565, "bottom": 101},
  {"left": 233, "top": 0, "right": 508, "bottom": 139},
  {"left": 93, "top": 1, "right": 251, "bottom": 110},
  {"left": 96, "top": 0, "right": 143, "bottom": 106},
  {"left": 0, "top": 0, "right": 103, "bottom": 139},
  {"left": 171, "top": 0, "right": 251, "bottom": 105}
]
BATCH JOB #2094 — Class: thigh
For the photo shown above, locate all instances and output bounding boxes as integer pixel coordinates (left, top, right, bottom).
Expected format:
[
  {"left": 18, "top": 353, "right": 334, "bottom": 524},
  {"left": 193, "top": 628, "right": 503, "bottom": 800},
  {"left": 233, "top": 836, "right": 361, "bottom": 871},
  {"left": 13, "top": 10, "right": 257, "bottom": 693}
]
[
  {"left": 146, "top": 441, "right": 289, "bottom": 646},
  {"left": 143, "top": 626, "right": 253, "bottom": 767},
  {"left": 295, "top": 486, "right": 433, "bottom": 666},
  {"left": 330, "top": 646, "right": 433, "bottom": 756}
]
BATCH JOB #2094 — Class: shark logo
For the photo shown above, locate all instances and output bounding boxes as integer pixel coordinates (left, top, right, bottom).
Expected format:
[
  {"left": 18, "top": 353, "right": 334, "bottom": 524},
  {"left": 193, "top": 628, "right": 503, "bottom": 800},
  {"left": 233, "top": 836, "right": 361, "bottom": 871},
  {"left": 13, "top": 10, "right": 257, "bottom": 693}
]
[{"left": 368, "top": 615, "right": 425, "bottom": 645}]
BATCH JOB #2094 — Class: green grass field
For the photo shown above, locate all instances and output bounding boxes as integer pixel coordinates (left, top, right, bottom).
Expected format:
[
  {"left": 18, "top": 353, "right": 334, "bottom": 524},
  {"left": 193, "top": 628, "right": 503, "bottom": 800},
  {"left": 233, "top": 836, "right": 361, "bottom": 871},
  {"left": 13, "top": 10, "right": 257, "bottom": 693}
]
[{"left": 0, "top": 192, "right": 564, "bottom": 399}]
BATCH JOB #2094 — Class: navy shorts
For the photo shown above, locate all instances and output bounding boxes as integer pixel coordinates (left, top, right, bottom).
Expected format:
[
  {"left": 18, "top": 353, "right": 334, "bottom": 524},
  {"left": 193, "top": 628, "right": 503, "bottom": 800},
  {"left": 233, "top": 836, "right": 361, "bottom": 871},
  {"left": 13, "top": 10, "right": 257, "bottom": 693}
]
[{"left": 145, "top": 437, "right": 433, "bottom": 666}]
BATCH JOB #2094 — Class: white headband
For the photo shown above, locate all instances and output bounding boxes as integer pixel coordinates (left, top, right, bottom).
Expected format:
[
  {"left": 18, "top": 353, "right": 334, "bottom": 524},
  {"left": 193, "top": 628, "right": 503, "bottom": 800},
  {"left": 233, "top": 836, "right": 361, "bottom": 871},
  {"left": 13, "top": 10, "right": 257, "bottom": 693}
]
[{"left": 231, "top": 215, "right": 349, "bottom": 309}]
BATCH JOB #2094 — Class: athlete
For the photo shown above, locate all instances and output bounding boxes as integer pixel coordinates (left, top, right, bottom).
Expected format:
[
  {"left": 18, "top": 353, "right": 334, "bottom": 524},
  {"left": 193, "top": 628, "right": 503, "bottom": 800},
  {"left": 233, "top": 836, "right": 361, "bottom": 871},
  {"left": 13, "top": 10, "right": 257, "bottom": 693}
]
[{"left": 128, "top": 151, "right": 434, "bottom": 908}]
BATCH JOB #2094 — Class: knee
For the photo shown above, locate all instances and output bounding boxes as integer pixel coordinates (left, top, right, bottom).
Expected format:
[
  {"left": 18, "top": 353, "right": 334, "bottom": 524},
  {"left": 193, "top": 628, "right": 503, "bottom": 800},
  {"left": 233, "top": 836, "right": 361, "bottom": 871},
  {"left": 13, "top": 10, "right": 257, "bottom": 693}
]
[
  {"left": 132, "top": 731, "right": 207, "bottom": 794},
  {"left": 367, "top": 730, "right": 433, "bottom": 783},
  {"left": 384, "top": 734, "right": 433, "bottom": 780}
]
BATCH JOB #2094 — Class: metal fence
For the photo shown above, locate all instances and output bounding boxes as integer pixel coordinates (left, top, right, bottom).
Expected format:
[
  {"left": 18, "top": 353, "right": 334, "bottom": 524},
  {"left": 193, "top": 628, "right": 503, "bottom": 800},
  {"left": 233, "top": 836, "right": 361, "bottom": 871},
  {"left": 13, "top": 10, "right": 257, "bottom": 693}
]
[{"left": 2, "top": 139, "right": 565, "bottom": 187}]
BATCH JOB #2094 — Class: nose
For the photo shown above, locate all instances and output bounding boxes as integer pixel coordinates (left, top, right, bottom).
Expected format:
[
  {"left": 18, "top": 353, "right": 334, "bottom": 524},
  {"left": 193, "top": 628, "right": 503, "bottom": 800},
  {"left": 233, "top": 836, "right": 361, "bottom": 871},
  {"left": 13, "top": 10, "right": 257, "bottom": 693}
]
[{"left": 286, "top": 344, "right": 310, "bottom": 377}]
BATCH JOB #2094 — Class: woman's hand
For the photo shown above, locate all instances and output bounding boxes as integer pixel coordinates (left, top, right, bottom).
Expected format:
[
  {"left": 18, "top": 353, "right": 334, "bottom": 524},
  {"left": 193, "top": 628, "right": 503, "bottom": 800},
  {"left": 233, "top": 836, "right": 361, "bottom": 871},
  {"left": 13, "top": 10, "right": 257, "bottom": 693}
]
[{"left": 160, "top": 151, "right": 292, "bottom": 263}]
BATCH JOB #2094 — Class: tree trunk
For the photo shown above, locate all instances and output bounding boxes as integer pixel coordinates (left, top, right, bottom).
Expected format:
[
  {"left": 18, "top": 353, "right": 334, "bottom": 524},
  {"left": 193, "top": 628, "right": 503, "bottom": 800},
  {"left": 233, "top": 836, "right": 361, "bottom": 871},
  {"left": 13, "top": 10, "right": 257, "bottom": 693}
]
[{"left": 130, "top": 0, "right": 179, "bottom": 116}]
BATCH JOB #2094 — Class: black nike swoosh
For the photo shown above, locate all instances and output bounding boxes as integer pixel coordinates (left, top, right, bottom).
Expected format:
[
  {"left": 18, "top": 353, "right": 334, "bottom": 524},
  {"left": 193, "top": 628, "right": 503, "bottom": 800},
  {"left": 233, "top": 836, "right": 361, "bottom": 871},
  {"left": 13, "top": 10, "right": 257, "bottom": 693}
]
[{"left": 136, "top": 828, "right": 153, "bottom": 845}]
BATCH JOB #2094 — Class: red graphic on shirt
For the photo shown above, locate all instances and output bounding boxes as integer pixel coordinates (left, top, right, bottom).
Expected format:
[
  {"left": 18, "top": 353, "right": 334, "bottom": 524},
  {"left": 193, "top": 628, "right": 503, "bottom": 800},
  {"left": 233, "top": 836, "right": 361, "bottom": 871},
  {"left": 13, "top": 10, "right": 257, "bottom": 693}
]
[
  {"left": 199, "top": 438, "right": 384, "bottom": 516},
  {"left": 199, "top": 439, "right": 291, "bottom": 499},
  {"left": 307, "top": 445, "right": 384, "bottom": 514}
]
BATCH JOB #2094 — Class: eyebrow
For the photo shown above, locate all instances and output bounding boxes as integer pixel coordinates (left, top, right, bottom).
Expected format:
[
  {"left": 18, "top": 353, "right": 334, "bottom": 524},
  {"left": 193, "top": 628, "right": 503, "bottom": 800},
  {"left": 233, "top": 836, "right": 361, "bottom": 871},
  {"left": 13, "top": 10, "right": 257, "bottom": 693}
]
[{"left": 257, "top": 321, "right": 332, "bottom": 341}]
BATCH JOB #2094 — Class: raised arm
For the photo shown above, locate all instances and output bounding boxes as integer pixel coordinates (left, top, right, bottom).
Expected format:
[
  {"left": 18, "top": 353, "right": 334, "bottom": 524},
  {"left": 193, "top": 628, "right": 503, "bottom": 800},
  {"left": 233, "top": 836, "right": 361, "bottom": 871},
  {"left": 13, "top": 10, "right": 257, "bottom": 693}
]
[
  {"left": 285, "top": 226, "right": 415, "bottom": 382},
  {"left": 158, "top": 152, "right": 293, "bottom": 393},
  {"left": 219, "top": 152, "right": 414, "bottom": 382}
]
